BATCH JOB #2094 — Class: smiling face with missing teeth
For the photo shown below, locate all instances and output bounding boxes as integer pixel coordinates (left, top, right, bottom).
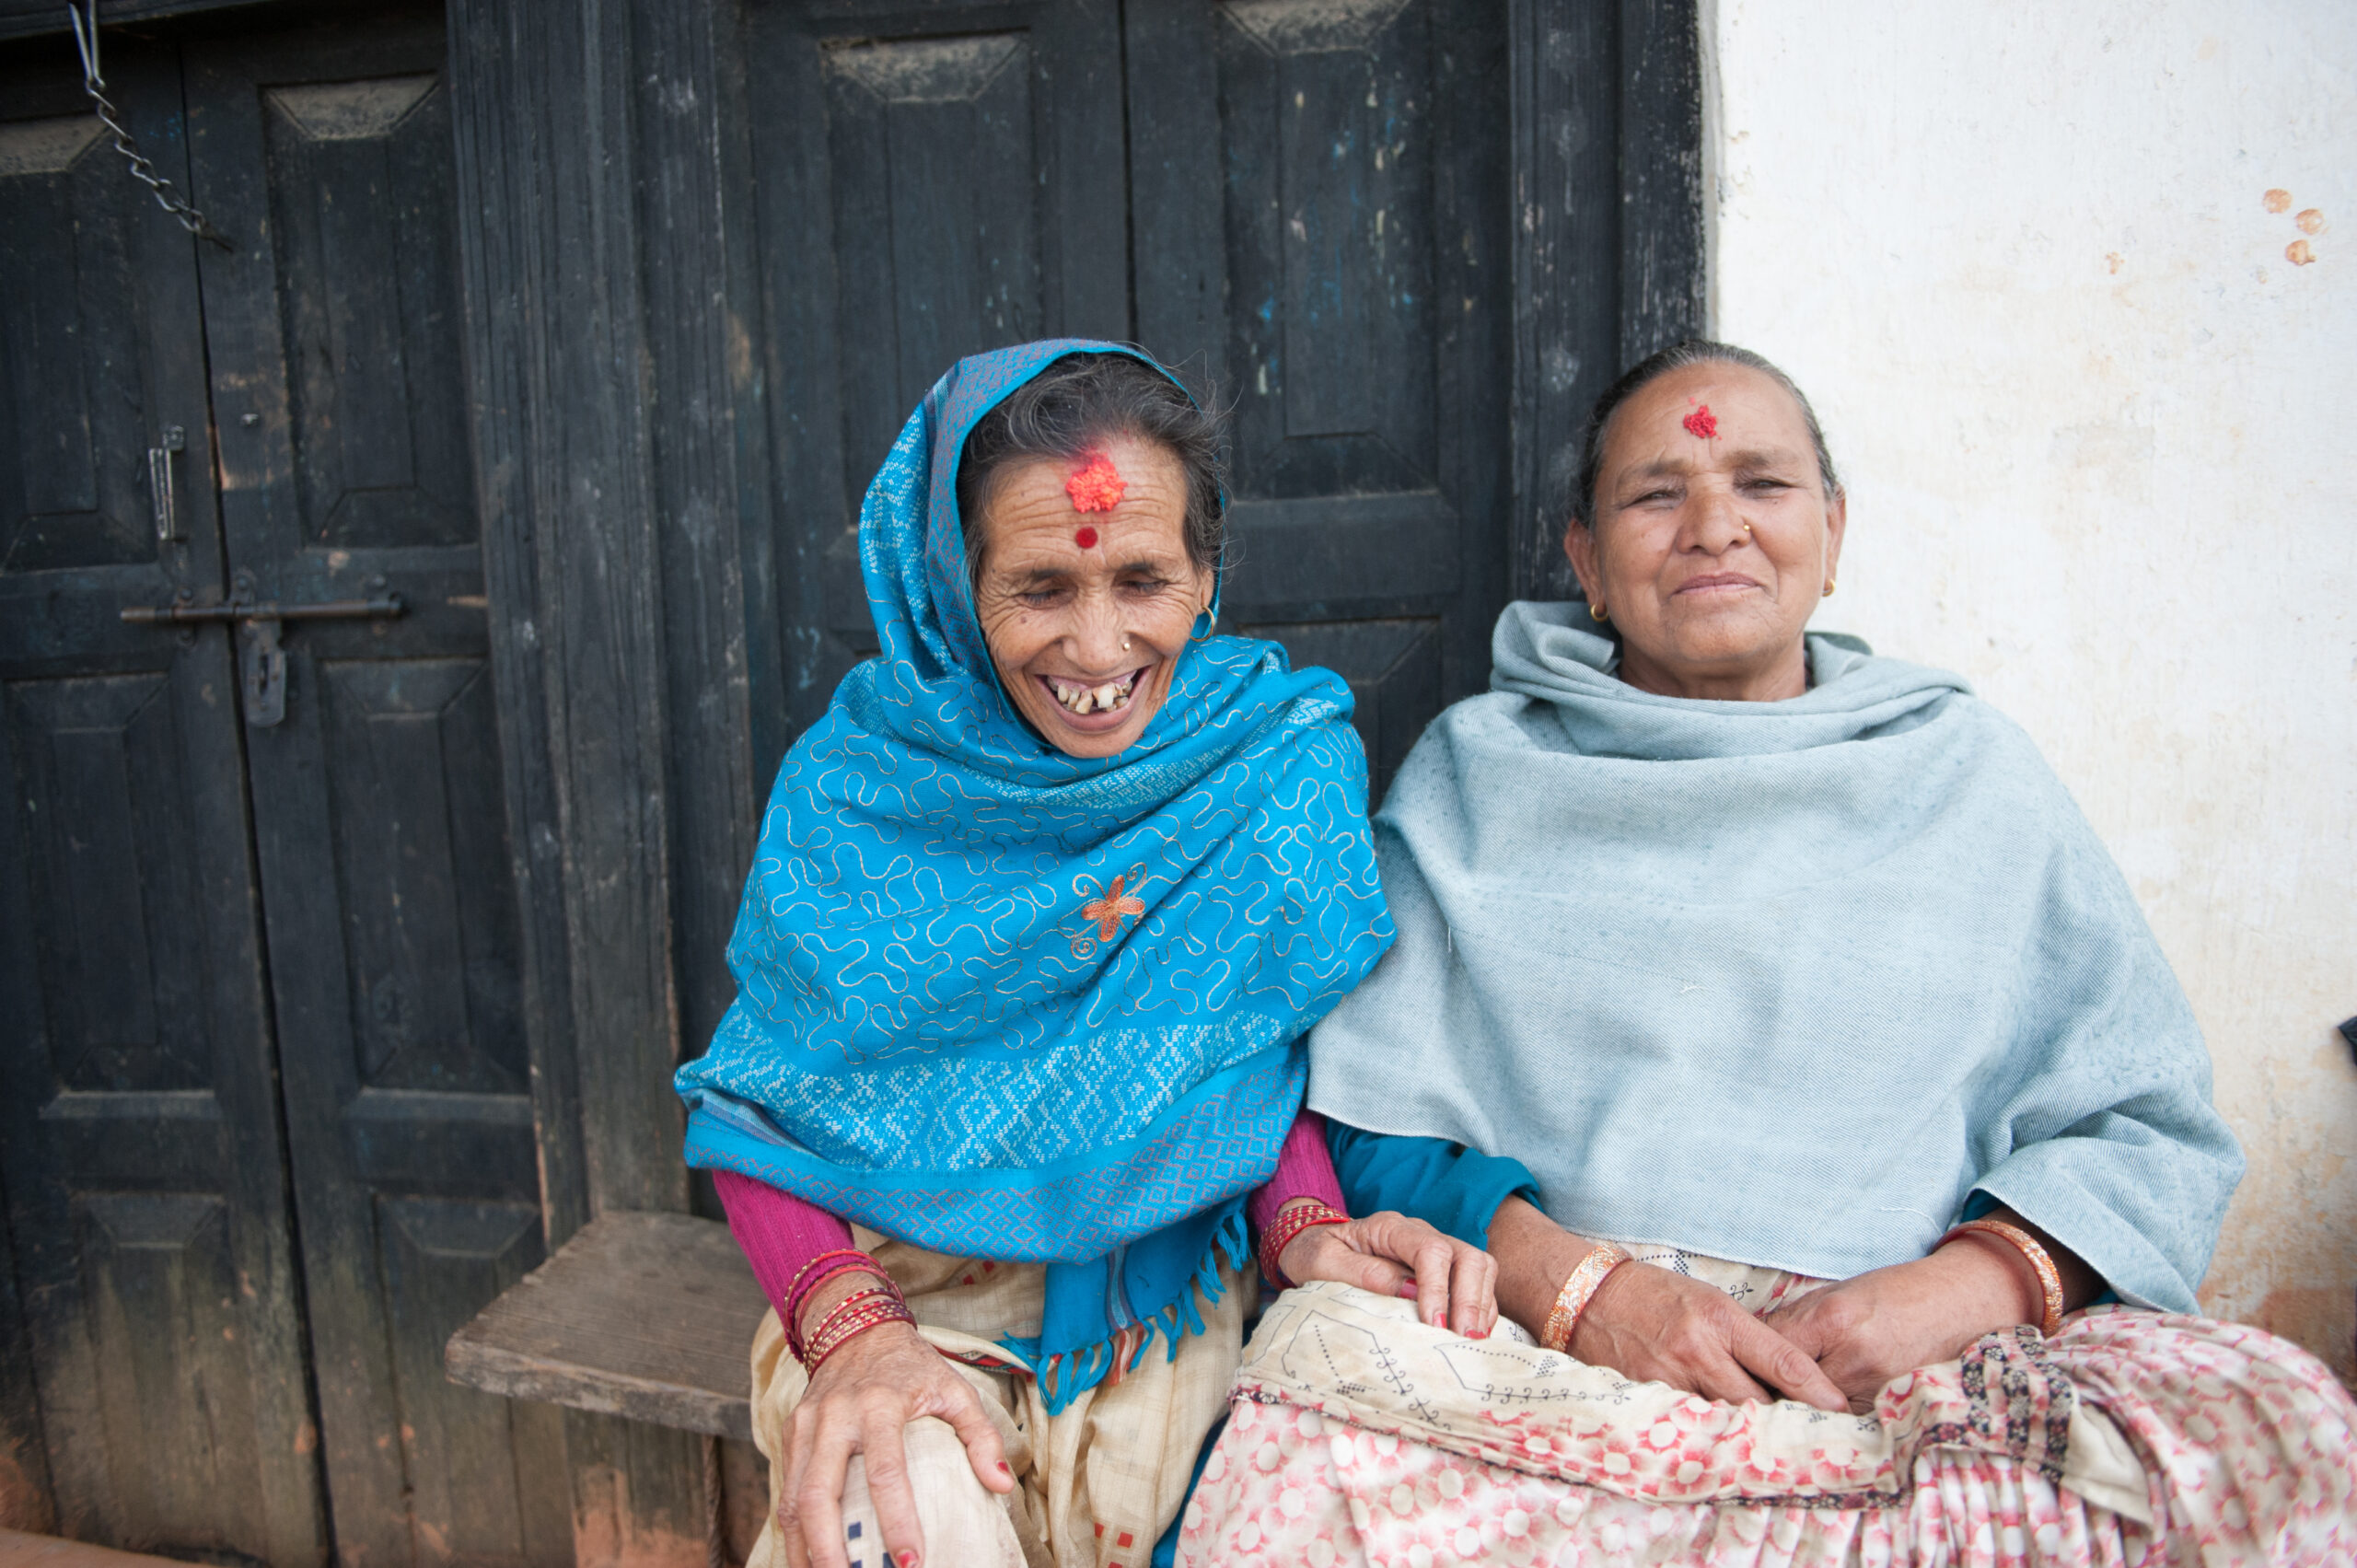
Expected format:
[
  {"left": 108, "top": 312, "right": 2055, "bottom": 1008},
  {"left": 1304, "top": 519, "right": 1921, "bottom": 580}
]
[{"left": 970, "top": 434, "right": 1213, "bottom": 760}]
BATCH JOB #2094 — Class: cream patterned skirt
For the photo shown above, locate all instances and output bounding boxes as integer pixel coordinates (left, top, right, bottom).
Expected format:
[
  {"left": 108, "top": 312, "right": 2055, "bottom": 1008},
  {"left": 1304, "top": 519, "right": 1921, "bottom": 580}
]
[
  {"left": 747, "top": 1230, "right": 1258, "bottom": 1568},
  {"left": 1175, "top": 1257, "right": 2357, "bottom": 1565}
]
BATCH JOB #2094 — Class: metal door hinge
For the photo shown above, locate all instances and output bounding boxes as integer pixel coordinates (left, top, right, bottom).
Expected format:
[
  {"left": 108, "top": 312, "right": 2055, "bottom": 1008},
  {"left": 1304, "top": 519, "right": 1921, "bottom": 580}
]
[{"left": 121, "top": 570, "right": 404, "bottom": 727}]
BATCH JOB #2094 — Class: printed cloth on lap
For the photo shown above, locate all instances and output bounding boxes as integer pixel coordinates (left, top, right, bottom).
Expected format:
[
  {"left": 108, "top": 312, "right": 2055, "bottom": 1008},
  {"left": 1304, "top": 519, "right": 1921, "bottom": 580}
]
[
  {"left": 1176, "top": 1280, "right": 2357, "bottom": 1564},
  {"left": 1306, "top": 598, "right": 2241, "bottom": 1310}
]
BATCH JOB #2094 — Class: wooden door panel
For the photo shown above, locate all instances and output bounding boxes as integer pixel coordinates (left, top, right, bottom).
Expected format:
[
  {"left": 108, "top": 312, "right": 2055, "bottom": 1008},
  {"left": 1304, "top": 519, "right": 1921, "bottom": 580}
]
[
  {"left": 69, "top": 1193, "right": 270, "bottom": 1551},
  {"left": 375, "top": 1198, "right": 567, "bottom": 1567},
  {"left": 261, "top": 73, "right": 475, "bottom": 552},
  {"left": 1130, "top": 0, "right": 1511, "bottom": 799},
  {"left": 318, "top": 657, "right": 524, "bottom": 1095},
  {"left": 0, "top": 41, "right": 322, "bottom": 1566},
  {"left": 1217, "top": 0, "right": 1440, "bottom": 494},
  {"left": 185, "top": 17, "right": 562, "bottom": 1568},
  {"left": 827, "top": 32, "right": 1049, "bottom": 485},
  {"left": 6, "top": 675, "right": 202, "bottom": 1089},
  {"left": 0, "top": 116, "right": 159, "bottom": 575},
  {"left": 742, "top": 0, "right": 1130, "bottom": 719}
]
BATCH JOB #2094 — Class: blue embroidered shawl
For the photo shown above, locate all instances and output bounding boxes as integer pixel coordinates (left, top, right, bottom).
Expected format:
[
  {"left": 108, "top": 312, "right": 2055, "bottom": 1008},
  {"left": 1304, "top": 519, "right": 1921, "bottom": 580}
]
[{"left": 675, "top": 341, "right": 1392, "bottom": 1398}]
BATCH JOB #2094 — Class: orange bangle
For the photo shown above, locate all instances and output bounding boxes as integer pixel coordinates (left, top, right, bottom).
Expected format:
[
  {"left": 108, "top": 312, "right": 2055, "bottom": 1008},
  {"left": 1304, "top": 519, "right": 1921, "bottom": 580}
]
[
  {"left": 1939, "top": 1219, "right": 2065, "bottom": 1336},
  {"left": 1542, "top": 1241, "right": 1630, "bottom": 1353}
]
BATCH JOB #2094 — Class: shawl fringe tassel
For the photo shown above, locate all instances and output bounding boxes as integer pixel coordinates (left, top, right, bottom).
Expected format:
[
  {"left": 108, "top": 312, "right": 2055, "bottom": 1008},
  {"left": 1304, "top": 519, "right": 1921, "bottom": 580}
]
[{"left": 1002, "top": 1206, "right": 1253, "bottom": 1416}]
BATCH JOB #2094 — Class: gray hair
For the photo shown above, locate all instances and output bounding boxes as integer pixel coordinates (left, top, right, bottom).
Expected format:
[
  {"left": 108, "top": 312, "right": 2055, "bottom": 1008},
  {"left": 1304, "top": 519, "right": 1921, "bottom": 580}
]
[
  {"left": 955, "top": 352, "right": 1226, "bottom": 579},
  {"left": 1562, "top": 339, "right": 1841, "bottom": 530}
]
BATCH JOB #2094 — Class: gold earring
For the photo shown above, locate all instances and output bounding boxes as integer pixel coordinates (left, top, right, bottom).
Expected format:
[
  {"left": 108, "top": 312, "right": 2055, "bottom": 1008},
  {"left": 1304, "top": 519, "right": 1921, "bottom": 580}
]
[
  {"left": 1590, "top": 600, "right": 1608, "bottom": 622},
  {"left": 1822, "top": 576, "right": 1837, "bottom": 598}
]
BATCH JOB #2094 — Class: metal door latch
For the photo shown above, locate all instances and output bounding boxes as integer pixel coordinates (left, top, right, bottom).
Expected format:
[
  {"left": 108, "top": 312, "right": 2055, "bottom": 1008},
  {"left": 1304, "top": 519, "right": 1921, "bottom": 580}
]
[
  {"left": 121, "top": 571, "right": 403, "bottom": 727},
  {"left": 148, "top": 425, "right": 184, "bottom": 543}
]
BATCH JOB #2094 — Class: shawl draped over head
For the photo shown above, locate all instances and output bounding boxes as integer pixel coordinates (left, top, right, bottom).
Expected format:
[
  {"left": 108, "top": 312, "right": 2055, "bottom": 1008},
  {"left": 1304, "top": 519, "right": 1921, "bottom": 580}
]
[
  {"left": 1307, "top": 600, "right": 2242, "bottom": 1313},
  {"left": 676, "top": 341, "right": 1392, "bottom": 1397}
]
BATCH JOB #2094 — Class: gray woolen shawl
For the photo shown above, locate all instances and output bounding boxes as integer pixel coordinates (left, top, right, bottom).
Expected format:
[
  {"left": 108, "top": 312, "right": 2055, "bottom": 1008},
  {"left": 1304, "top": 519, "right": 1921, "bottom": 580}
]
[{"left": 1307, "top": 600, "right": 2242, "bottom": 1312}]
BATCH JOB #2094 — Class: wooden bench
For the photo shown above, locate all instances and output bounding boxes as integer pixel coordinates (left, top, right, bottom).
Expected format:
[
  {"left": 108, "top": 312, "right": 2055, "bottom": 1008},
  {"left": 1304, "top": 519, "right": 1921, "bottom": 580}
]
[
  {"left": 446, "top": 1210, "right": 770, "bottom": 1566},
  {"left": 445, "top": 1210, "right": 768, "bottom": 1444}
]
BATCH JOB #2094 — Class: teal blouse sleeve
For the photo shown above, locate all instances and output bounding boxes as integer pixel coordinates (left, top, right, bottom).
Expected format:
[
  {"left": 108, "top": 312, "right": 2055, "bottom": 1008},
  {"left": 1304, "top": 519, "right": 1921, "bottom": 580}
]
[{"left": 1326, "top": 1121, "right": 1539, "bottom": 1249}]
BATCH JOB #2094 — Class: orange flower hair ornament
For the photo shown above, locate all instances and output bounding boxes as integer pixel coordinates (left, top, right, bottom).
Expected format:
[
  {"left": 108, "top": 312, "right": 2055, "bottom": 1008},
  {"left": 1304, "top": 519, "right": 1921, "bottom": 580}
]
[{"left": 1065, "top": 452, "right": 1127, "bottom": 515}]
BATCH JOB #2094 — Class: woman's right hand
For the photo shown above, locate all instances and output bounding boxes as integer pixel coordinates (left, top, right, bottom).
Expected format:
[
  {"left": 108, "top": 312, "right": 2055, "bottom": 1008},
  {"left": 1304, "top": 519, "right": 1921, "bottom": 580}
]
[
  {"left": 1484, "top": 1197, "right": 1845, "bottom": 1412},
  {"left": 777, "top": 1286, "right": 1012, "bottom": 1568},
  {"left": 1568, "top": 1260, "right": 1848, "bottom": 1411}
]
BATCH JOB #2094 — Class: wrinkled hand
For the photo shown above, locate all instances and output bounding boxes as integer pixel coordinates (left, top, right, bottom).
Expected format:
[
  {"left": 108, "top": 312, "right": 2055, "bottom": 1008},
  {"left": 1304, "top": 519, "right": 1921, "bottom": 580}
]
[
  {"left": 1279, "top": 1208, "right": 1500, "bottom": 1339},
  {"left": 1567, "top": 1259, "right": 1849, "bottom": 1411},
  {"left": 1764, "top": 1242, "right": 2038, "bottom": 1413},
  {"left": 778, "top": 1303, "right": 1010, "bottom": 1568}
]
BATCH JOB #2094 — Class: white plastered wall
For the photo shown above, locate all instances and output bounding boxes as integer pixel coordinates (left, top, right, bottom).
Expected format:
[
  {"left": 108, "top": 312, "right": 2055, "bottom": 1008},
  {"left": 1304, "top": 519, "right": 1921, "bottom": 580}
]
[{"left": 1705, "top": 1, "right": 2356, "bottom": 1376}]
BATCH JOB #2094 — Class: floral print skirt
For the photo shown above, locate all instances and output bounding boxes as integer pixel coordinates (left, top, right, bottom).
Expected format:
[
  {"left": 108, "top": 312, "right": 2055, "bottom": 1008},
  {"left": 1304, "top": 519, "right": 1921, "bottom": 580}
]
[{"left": 1175, "top": 1272, "right": 2357, "bottom": 1565}]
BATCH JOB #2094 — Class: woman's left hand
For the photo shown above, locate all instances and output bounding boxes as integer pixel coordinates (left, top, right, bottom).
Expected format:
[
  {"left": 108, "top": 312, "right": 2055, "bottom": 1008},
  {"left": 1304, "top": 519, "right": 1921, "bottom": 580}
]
[
  {"left": 1277, "top": 1208, "right": 1500, "bottom": 1338},
  {"left": 1761, "top": 1243, "right": 2039, "bottom": 1413}
]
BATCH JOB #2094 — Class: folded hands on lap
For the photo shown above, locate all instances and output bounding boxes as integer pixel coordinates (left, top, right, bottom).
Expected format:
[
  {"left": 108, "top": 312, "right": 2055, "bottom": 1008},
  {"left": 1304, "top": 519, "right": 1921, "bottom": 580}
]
[{"left": 1486, "top": 1197, "right": 2095, "bottom": 1415}]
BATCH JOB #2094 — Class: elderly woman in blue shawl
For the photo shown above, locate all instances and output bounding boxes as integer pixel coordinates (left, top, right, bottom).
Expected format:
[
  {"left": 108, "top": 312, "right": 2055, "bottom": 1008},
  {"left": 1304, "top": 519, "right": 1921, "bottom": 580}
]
[
  {"left": 1172, "top": 343, "right": 2357, "bottom": 1565},
  {"left": 674, "top": 343, "right": 1496, "bottom": 1568}
]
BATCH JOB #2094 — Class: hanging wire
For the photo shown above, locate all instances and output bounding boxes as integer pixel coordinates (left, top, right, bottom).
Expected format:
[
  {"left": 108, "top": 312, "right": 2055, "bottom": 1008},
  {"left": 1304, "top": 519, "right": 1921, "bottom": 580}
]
[{"left": 65, "top": 1, "right": 235, "bottom": 251}]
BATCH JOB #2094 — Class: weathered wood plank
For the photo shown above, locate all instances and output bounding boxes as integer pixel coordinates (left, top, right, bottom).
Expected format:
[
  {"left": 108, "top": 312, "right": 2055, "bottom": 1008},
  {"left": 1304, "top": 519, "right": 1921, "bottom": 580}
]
[
  {"left": 445, "top": 4, "right": 710, "bottom": 1562},
  {"left": 446, "top": 0, "right": 686, "bottom": 1230},
  {"left": 445, "top": 1213, "right": 767, "bottom": 1445},
  {"left": 1507, "top": 0, "right": 1707, "bottom": 604},
  {"left": 1618, "top": 0, "right": 1708, "bottom": 362},
  {"left": 447, "top": 0, "right": 590, "bottom": 1249},
  {"left": 633, "top": 0, "right": 759, "bottom": 1077},
  {"left": 0, "top": 1202, "right": 55, "bottom": 1536}
]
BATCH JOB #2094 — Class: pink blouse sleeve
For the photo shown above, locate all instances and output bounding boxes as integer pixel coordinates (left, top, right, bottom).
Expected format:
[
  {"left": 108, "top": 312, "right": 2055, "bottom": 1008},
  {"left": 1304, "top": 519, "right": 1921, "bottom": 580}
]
[
  {"left": 713, "top": 1168, "right": 854, "bottom": 1322},
  {"left": 1248, "top": 1109, "right": 1348, "bottom": 1233}
]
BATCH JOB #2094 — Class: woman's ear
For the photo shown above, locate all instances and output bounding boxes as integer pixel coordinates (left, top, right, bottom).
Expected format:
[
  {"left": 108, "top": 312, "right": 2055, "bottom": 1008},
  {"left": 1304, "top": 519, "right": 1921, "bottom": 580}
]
[
  {"left": 1822, "top": 489, "right": 1848, "bottom": 588},
  {"left": 1562, "top": 517, "right": 1603, "bottom": 606}
]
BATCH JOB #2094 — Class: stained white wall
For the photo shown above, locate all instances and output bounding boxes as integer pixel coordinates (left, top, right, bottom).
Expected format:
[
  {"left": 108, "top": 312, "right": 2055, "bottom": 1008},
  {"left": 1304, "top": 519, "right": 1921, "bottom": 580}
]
[{"left": 1705, "top": 1, "right": 2357, "bottom": 1376}]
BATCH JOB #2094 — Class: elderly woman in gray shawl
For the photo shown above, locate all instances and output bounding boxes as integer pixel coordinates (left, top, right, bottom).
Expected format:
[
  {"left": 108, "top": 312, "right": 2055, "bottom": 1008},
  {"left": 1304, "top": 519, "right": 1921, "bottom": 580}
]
[{"left": 1169, "top": 343, "right": 2357, "bottom": 1566}]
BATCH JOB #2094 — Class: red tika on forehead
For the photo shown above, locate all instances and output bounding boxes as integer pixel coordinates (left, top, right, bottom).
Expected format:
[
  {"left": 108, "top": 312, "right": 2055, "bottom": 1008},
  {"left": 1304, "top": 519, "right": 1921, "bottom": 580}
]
[
  {"left": 1073, "top": 526, "right": 1098, "bottom": 549},
  {"left": 1682, "top": 403, "right": 1719, "bottom": 440},
  {"left": 1065, "top": 453, "right": 1127, "bottom": 513}
]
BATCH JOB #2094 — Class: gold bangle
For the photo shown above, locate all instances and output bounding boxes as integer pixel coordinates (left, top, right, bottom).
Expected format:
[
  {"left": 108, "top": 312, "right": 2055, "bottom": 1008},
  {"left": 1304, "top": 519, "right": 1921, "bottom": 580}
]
[
  {"left": 1940, "top": 1219, "right": 2065, "bottom": 1337},
  {"left": 1541, "top": 1241, "right": 1631, "bottom": 1353}
]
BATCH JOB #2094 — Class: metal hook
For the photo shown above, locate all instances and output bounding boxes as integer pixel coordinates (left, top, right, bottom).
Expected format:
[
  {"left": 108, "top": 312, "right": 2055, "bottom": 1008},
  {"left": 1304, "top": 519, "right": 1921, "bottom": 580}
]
[{"left": 64, "top": 0, "right": 236, "bottom": 251}]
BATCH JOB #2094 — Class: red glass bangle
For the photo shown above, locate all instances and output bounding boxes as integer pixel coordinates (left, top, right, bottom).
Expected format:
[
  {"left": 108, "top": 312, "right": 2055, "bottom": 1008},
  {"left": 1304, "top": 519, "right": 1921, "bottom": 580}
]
[
  {"left": 786, "top": 1271, "right": 901, "bottom": 1361},
  {"left": 803, "top": 1299, "right": 917, "bottom": 1372},
  {"left": 1258, "top": 1201, "right": 1349, "bottom": 1290},
  {"left": 784, "top": 1248, "right": 876, "bottom": 1312}
]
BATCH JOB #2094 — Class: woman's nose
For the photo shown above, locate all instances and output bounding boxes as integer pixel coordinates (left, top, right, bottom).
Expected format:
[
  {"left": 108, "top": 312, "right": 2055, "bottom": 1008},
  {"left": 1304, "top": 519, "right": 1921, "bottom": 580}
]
[
  {"left": 1686, "top": 483, "right": 1750, "bottom": 553},
  {"left": 1066, "top": 597, "right": 1130, "bottom": 672}
]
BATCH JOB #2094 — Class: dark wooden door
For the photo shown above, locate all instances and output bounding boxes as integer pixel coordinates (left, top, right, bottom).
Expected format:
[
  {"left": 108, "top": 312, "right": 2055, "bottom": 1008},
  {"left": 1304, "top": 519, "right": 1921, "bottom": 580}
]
[
  {"left": 739, "top": 0, "right": 1510, "bottom": 798},
  {"left": 0, "top": 37, "right": 324, "bottom": 1567},
  {"left": 1132, "top": 0, "right": 1511, "bottom": 796},
  {"left": 180, "top": 14, "right": 571, "bottom": 1568},
  {"left": 3, "top": 10, "right": 565, "bottom": 1565}
]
